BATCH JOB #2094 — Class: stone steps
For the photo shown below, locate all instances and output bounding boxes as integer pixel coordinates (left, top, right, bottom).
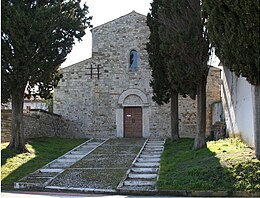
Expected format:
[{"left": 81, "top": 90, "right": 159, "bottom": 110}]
[
  {"left": 14, "top": 139, "right": 107, "bottom": 189},
  {"left": 141, "top": 150, "right": 163, "bottom": 155},
  {"left": 131, "top": 167, "right": 158, "bottom": 173},
  {"left": 128, "top": 173, "right": 157, "bottom": 179},
  {"left": 56, "top": 158, "right": 79, "bottom": 163},
  {"left": 124, "top": 180, "right": 156, "bottom": 186},
  {"left": 117, "top": 139, "right": 165, "bottom": 192},
  {"left": 140, "top": 154, "right": 161, "bottom": 158},
  {"left": 39, "top": 169, "right": 63, "bottom": 173},
  {"left": 62, "top": 154, "right": 85, "bottom": 158},
  {"left": 137, "top": 158, "right": 160, "bottom": 162},
  {"left": 134, "top": 162, "right": 160, "bottom": 167},
  {"left": 144, "top": 147, "right": 163, "bottom": 151}
]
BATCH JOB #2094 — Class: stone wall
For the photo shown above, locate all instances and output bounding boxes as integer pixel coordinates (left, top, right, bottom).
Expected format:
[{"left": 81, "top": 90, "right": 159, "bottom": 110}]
[
  {"left": 54, "top": 11, "right": 221, "bottom": 139},
  {"left": 1, "top": 110, "right": 12, "bottom": 142},
  {"left": 54, "top": 11, "right": 152, "bottom": 138},
  {"left": 148, "top": 67, "right": 221, "bottom": 139},
  {"left": 206, "top": 67, "right": 222, "bottom": 134},
  {"left": 1, "top": 109, "right": 83, "bottom": 143}
]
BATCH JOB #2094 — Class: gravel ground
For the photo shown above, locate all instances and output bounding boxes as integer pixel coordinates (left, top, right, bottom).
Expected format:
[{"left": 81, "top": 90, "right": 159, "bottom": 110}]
[
  {"left": 49, "top": 169, "right": 128, "bottom": 189},
  {"left": 104, "top": 138, "right": 146, "bottom": 146},
  {"left": 48, "top": 138, "right": 146, "bottom": 190},
  {"left": 72, "top": 154, "right": 136, "bottom": 168},
  {"left": 91, "top": 145, "right": 142, "bottom": 155},
  {"left": 19, "top": 177, "right": 50, "bottom": 185}
]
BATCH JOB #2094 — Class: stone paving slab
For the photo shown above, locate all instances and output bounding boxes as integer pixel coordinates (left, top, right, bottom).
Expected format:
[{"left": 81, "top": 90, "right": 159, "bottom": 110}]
[
  {"left": 137, "top": 158, "right": 160, "bottom": 162},
  {"left": 131, "top": 167, "right": 158, "bottom": 173},
  {"left": 62, "top": 154, "right": 85, "bottom": 158},
  {"left": 142, "top": 151, "right": 163, "bottom": 155},
  {"left": 144, "top": 148, "right": 163, "bottom": 151},
  {"left": 39, "top": 169, "right": 63, "bottom": 173},
  {"left": 128, "top": 173, "right": 157, "bottom": 179},
  {"left": 141, "top": 154, "right": 161, "bottom": 158},
  {"left": 145, "top": 145, "right": 164, "bottom": 148},
  {"left": 134, "top": 162, "right": 160, "bottom": 167},
  {"left": 124, "top": 181, "right": 156, "bottom": 186}
]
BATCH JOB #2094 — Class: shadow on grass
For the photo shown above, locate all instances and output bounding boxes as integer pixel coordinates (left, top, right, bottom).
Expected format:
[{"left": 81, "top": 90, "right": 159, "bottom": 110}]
[
  {"left": 158, "top": 138, "right": 260, "bottom": 192},
  {"left": 1, "top": 137, "right": 86, "bottom": 190},
  {"left": 1, "top": 146, "right": 22, "bottom": 167}
]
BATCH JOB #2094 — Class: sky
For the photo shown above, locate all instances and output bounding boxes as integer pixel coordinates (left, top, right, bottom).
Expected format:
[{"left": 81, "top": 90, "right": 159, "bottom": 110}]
[
  {"left": 61, "top": 0, "right": 152, "bottom": 68},
  {"left": 61, "top": 0, "right": 220, "bottom": 68}
]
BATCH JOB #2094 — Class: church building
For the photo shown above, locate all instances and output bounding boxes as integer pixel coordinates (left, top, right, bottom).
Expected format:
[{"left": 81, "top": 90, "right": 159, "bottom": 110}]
[{"left": 54, "top": 11, "right": 221, "bottom": 139}]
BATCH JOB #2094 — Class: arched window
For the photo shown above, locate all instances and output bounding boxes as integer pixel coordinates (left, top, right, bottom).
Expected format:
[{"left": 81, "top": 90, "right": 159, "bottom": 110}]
[{"left": 129, "top": 49, "right": 138, "bottom": 68}]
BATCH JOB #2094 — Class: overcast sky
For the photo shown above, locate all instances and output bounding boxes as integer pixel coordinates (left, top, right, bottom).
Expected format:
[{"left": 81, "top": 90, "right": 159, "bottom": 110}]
[
  {"left": 61, "top": 0, "right": 152, "bottom": 67},
  {"left": 61, "top": 0, "right": 219, "bottom": 68}
]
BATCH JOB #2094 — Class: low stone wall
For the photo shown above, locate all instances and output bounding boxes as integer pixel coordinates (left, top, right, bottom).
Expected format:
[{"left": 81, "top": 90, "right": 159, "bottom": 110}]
[
  {"left": 1, "top": 109, "right": 84, "bottom": 143},
  {"left": 1, "top": 110, "right": 12, "bottom": 142}
]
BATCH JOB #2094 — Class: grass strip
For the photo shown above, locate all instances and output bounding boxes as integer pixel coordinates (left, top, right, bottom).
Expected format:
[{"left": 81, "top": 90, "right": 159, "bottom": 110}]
[
  {"left": 158, "top": 138, "right": 260, "bottom": 192},
  {"left": 1, "top": 137, "right": 86, "bottom": 190}
]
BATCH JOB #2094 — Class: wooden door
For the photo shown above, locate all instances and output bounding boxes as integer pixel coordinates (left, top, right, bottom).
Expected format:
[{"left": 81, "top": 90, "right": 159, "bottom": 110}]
[{"left": 124, "top": 107, "right": 142, "bottom": 138}]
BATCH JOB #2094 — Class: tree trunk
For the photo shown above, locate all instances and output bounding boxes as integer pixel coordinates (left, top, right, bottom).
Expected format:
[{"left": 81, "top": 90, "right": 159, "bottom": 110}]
[
  {"left": 193, "top": 77, "right": 207, "bottom": 149},
  {"left": 171, "top": 90, "right": 180, "bottom": 141},
  {"left": 7, "top": 88, "right": 28, "bottom": 152},
  {"left": 253, "top": 85, "right": 260, "bottom": 159}
]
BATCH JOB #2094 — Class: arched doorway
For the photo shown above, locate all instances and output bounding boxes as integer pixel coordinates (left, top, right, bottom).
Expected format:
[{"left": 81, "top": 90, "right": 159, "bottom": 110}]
[{"left": 117, "top": 89, "right": 150, "bottom": 138}]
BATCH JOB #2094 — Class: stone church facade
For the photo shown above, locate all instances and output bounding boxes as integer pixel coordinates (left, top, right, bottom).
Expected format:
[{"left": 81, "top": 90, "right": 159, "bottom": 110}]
[{"left": 54, "top": 11, "right": 221, "bottom": 139}]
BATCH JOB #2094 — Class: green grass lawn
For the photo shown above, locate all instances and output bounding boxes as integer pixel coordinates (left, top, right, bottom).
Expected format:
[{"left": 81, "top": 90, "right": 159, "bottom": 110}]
[
  {"left": 158, "top": 138, "right": 260, "bottom": 192},
  {"left": 1, "top": 137, "right": 86, "bottom": 190}
]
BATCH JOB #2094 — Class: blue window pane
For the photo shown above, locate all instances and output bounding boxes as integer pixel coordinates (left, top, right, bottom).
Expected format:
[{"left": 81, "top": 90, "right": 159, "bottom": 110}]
[{"left": 130, "top": 50, "right": 138, "bottom": 68}]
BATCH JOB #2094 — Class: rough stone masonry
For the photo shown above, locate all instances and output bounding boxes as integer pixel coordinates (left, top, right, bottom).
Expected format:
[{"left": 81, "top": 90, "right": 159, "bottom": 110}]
[{"left": 54, "top": 11, "right": 221, "bottom": 139}]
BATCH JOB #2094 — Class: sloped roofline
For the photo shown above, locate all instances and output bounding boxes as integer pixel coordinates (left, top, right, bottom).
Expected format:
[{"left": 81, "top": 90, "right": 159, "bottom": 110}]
[
  {"left": 91, "top": 10, "right": 146, "bottom": 31},
  {"left": 60, "top": 11, "right": 146, "bottom": 70},
  {"left": 61, "top": 57, "right": 92, "bottom": 71}
]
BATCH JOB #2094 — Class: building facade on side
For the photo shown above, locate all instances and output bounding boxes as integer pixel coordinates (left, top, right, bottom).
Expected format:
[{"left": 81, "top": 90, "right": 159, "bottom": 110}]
[
  {"left": 1, "top": 99, "right": 48, "bottom": 112},
  {"left": 221, "top": 65, "right": 259, "bottom": 148},
  {"left": 54, "top": 11, "right": 221, "bottom": 139}
]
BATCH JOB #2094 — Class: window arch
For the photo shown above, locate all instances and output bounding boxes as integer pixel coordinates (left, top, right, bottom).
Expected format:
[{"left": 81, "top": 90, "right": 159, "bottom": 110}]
[{"left": 129, "top": 49, "right": 138, "bottom": 68}]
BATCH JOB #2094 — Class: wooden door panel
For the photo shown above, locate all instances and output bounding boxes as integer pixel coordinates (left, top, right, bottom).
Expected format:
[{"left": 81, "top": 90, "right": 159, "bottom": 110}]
[{"left": 124, "top": 107, "right": 142, "bottom": 138}]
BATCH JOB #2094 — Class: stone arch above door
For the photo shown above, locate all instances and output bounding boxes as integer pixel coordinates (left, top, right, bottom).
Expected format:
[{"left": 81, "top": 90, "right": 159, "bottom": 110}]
[
  {"left": 116, "top": 88, "right": 150, "bottom": 138},
  {"left": 124, "top": 94, "right": 142, "bottom": 106},
  {"left": 118, "top": 88, "right": 148, "bottom": 106}
]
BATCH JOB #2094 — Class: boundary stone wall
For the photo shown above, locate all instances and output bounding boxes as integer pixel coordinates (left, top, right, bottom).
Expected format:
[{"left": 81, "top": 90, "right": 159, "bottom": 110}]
[{"left": 1, "top": 109, "right": 83, "bottom": 143}]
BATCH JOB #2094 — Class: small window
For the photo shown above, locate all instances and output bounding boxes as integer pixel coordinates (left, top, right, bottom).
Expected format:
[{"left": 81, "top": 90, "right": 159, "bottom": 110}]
[{"left": 129, "top": 49, "right": 138, "bottom": 68}]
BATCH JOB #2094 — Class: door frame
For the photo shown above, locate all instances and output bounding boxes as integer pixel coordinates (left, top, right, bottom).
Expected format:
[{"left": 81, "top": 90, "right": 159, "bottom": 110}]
[{"left": 116, "top": 89, "right": 150, "bottom": 138}]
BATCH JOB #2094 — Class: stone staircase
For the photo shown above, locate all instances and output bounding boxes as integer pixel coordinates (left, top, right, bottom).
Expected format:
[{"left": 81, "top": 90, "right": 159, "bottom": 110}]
[
  {"left": 14, "top": 139, "right": 107, "bottom": 189},
  {"left": 117, "top": 139, "right": 165, "bottom": 192}
]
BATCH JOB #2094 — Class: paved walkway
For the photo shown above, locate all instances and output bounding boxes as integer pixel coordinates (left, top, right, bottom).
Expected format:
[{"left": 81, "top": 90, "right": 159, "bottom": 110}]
[
  {"left": 15, "top": 139, "right": 107, "bottom": 189},
  {"left": 15, "top": 138, "right": 165, "bottom": 194}
]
